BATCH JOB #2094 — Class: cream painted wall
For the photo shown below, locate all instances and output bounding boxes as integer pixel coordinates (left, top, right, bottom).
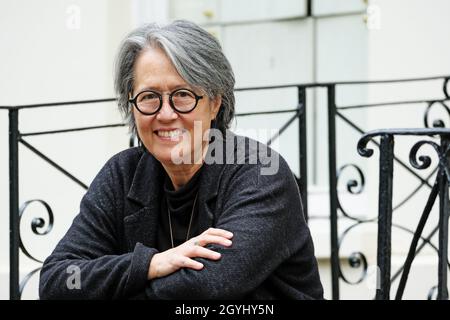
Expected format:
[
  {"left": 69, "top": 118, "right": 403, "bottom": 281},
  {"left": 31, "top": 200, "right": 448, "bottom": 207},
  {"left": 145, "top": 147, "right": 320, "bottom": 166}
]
[
  {"left": 363, "top": 0, "right": 450, "bottom": 298},
  {"left": 0, "top": 0, "right": 133, "bottom": 299},
  {"left": 367, "top": 0, "right": 450, "bottom": 239}
]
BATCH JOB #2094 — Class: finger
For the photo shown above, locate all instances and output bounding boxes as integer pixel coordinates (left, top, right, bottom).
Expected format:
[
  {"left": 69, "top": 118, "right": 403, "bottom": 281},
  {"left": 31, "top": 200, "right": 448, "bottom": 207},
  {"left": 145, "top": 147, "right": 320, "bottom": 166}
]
[
  {"left": 195, "top": 234, "right": 232, "bottom": 247},
  {"left": 187, "top": 246, "right": 222, "bottom": 260},
  {"left": 179, "top": 257, "right": 204, "bottom": 270},
  {"left": 203, "top": 228, "right": 234, "bottom": 239}
]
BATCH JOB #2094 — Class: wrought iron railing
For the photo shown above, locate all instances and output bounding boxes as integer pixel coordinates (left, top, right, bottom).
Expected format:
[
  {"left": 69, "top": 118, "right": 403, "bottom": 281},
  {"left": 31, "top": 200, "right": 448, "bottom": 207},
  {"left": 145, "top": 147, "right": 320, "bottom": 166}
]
[
  {"left": 329, "top": 76, "right": 450, "bottom": 299},
  {"left": 2, "top": 75, "right": 449, "bottom": 299},
  {"left": 2, "top": 98, "right": 124, "bottom": 299},
  {"left": 357, "top": 128, "right": 450, "bottom": 299}
]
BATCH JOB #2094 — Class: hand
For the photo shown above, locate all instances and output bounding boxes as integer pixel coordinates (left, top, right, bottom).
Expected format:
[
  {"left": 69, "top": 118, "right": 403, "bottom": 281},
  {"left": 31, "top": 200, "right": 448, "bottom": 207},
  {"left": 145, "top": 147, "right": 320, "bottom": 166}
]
[{"left": 148, "top": 228, "right": 233, "bottom": 280}]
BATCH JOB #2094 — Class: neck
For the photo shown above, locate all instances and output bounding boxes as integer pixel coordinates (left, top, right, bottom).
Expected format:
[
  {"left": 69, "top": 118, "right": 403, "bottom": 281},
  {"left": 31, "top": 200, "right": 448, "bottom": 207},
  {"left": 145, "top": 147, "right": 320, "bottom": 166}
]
[
  {"left": 162, "top": 141, "right": 208, "bottom": 190},
  {"left": 162, "top": 162, "right": 203, "bottom": 190}
]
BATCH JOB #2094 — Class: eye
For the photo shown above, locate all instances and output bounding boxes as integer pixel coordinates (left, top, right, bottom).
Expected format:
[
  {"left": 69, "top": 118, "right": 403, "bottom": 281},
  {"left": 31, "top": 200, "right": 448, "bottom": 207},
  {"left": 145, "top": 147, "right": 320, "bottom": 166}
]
[
  {"left": 140, "top": 92, "right": 159, "bottom": 101},
  {"left": 173, "top": 90, "right": 195, "bottom": 98}
]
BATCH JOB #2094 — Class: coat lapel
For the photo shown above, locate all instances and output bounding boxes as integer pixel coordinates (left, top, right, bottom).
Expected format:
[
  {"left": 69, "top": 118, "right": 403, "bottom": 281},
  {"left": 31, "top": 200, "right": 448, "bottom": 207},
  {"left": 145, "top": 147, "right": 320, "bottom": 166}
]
[
  {"left": 123, "top": 150, "right": 164, "bottom": 250},
  {"left": 123, "top": 206, "right": 158, "bottom": 250},
  {"left": 196, "top": 132, "right": 230, "bottom": 231}
]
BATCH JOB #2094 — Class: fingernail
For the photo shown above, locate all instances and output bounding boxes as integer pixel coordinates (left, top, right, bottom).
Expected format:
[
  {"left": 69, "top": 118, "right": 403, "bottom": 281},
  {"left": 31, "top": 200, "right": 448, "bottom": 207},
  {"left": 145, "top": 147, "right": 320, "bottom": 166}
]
[
  {"left": 225, "top": 239, "right": 232, "bottom": 245},
  {"left": 215, "top": 252, "right": 221, "bottom": 258}
]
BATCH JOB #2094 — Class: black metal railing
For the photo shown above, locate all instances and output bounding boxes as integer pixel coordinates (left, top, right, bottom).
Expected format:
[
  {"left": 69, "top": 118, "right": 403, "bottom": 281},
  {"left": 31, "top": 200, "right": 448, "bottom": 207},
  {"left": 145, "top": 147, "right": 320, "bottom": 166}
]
[
  {"left": 329, "top": 75, "right": 450, "bottom": 299},
  {"left": 2, "top": 75, "right": 450, "bottom": 299},
  {"left": 357, "top": 128, "right": 450, "bottom": 299},
  {"left": 2, "top": 98, "right": 125, "bottom": 299}
]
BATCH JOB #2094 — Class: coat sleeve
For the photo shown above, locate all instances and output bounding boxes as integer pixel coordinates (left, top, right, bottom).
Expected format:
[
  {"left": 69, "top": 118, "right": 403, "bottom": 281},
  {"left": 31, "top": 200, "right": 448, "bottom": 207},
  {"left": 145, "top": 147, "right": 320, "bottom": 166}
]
[
  {"left": 144, "top": 158, "right": 319, "bottom": 299},
  {"left": 39, "top": 158, "right": 157, "bottom": 300}
]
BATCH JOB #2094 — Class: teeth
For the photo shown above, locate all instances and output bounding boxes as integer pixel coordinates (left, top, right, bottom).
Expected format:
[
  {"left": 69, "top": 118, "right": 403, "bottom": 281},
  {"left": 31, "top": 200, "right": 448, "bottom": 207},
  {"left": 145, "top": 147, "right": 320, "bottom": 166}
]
[{"left": 157, "top": 129, "right": 182, "bottom": 138}]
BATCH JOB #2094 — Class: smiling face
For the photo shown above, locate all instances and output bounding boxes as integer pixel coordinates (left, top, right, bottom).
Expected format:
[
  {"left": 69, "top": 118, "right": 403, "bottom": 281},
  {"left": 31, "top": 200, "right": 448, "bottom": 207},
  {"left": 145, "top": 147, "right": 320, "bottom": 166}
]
[{"left": 131, "top": 46, "right": 221, "bottom": 166}]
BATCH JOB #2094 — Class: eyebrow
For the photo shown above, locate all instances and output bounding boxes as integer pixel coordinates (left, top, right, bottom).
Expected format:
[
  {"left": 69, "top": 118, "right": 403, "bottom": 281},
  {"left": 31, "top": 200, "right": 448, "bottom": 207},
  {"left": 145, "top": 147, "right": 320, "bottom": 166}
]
[{"left": 136, "top": 84, "right": 194, "bottom": 93}]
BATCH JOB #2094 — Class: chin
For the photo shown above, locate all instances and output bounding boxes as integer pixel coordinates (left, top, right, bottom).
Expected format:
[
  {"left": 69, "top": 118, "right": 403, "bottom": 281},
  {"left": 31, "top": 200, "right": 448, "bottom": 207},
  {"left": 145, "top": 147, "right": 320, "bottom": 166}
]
[
  {"left": 151, "top": 148, "right": 186, "bottom": 165},
  {"left": 149, "top": 147, "right": 172, "bottom": 162}
]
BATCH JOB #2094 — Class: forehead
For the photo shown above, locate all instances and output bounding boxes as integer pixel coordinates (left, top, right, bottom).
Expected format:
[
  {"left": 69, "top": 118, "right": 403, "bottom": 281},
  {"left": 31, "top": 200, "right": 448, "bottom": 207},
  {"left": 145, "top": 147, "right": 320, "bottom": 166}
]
[{"left": 133, "top": 47, "right": 189, "bottom": 92}]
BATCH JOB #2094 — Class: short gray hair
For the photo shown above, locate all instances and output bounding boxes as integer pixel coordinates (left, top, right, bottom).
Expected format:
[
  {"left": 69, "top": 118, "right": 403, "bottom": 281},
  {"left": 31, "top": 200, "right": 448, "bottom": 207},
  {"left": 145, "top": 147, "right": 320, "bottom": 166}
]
[{"left": 114, "top": 20, "right": 235, "bottom": 134}]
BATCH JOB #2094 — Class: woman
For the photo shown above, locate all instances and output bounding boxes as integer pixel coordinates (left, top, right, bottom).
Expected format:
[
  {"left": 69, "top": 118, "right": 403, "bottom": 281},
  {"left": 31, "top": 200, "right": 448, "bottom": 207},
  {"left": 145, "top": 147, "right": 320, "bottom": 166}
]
[{"left": 39, "top": 20, "right": 323, "bottom": 299}]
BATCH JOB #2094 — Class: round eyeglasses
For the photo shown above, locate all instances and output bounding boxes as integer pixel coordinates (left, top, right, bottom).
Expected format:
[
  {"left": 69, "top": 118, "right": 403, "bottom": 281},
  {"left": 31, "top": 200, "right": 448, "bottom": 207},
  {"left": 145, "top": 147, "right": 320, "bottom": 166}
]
[{"left": 129, "top": 88, "right": 204, "bottom": 115}]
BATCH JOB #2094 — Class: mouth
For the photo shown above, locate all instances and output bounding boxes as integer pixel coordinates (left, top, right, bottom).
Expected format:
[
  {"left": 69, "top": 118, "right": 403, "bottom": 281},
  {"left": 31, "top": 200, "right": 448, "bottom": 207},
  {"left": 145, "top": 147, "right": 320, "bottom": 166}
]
[{"left": 154, "top": 128, "right": 185, "bottom": 141}]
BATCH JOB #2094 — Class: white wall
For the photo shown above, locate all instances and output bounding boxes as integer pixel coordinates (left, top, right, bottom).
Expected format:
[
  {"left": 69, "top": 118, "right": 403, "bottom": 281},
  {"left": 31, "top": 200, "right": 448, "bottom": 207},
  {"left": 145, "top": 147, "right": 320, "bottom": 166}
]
[
  {"left": 0, "top": 0, "right": 133, "bottom": 299},
  {"left": 309, "top": 0, "right": 450, "bottom": 299},
  {"left": 367, "top": 0, "right": 450, "bottom": 244},
  {"left": 368, "top": 0, "right": 450, "bottom": 79},
  {"left": 362, "top": 0, "right": 450, "bottom": 299}
]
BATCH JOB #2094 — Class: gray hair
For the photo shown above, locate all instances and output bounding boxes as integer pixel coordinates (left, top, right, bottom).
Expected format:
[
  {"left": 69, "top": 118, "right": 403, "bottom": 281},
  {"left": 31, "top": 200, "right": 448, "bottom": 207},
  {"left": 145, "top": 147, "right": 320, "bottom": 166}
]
[{"left": 114, "top": 20, "right": 235, "bottom": 135}]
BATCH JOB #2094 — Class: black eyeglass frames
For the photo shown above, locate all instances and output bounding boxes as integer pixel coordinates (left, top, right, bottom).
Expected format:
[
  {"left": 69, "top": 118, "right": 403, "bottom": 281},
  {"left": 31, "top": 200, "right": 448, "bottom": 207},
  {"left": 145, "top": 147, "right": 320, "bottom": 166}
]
[{"left": 128, "top": 88, "right": 204, "bottom": 115}]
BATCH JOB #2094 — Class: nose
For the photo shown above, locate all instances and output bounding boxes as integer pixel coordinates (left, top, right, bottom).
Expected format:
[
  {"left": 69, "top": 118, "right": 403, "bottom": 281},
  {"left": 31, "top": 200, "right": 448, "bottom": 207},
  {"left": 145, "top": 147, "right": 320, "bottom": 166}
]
[{"left": 156, "top": 94, "right": 178, "bottom": 121}]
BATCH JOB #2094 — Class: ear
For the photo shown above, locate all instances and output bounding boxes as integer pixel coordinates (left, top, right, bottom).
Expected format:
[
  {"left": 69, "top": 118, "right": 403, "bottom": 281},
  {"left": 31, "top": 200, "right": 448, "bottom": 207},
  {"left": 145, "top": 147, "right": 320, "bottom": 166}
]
[{"left": 211, "top": 95, "right": 222, "bottom": 120}]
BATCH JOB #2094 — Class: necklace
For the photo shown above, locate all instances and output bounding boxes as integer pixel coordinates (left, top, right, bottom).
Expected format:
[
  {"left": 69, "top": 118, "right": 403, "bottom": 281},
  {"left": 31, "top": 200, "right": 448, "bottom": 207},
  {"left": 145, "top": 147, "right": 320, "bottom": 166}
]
[{"left": 167, "top": 192, "right": 199, "bottom": 248}]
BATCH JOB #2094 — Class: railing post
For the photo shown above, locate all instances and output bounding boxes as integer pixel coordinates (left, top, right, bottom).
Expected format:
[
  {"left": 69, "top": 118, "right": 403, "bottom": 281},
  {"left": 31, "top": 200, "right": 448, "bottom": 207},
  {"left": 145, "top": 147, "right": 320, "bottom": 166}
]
[
  {"left": 376, "top": 134, "right": 394, "bottom": 300},
  {"left": 327, "top": 84, "right": 340, "bottom": 300},
  {"left": 298, "top": 86, "right": 308, "bottom": 221},
  {"left": 437, "top": 136, "right": 449, "bottom": 300},
  {"left": 9, "top": 108, "right": 20, "bottom": 300}
]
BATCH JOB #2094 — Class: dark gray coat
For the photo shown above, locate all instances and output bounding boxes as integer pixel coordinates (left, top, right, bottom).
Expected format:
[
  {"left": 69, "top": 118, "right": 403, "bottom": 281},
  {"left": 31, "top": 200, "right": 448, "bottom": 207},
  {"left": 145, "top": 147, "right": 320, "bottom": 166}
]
[{"left": 39, "top": 133, "right": 323, "bottom": 299}]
